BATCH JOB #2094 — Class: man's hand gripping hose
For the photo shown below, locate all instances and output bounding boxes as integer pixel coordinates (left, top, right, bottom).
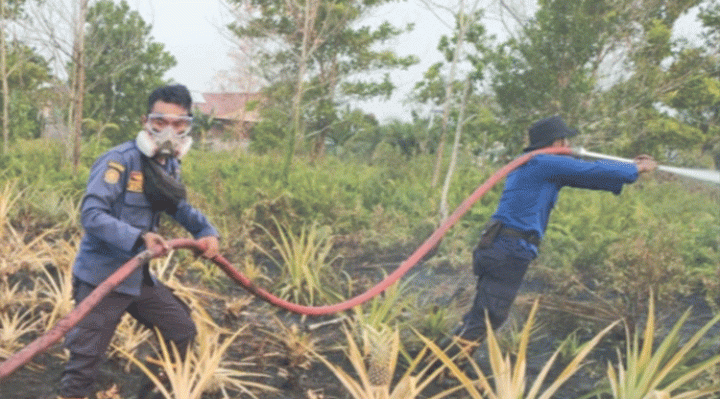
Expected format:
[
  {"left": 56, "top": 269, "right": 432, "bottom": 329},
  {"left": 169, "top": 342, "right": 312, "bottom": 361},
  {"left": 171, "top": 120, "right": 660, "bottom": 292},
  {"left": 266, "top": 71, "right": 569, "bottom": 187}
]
[
  {"left": 574, "top": 147, "right": 719, "bottom": 184},
  {"left": 0, "top": 146, "right": 573, "bottom": 381}
]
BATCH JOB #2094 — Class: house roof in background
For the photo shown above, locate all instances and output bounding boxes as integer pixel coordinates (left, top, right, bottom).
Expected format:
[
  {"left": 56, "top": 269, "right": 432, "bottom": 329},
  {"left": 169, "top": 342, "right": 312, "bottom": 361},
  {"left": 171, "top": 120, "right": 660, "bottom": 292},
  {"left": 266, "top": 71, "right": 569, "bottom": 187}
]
[{"left": 194, "top": 92, "right": 263, "bottom": 122}]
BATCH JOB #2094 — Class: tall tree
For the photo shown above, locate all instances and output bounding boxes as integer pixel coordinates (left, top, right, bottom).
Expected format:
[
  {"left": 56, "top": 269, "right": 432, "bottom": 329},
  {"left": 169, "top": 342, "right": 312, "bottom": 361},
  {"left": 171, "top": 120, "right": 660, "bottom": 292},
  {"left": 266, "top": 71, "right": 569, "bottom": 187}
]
[
  {"left": 70, "top": 0, "right": 88, "bottom": 171},
  {"left": 0, "top": 0, "right": 28, "bottom": 154},
  {"left": 4, "top": 43, "right": 51, "bottom": 139},
  {"left": 416, "top": 0, "right": 486, "bottom": 188},
  {"left": 439, "top": 76, "right": 472, "bottom": 219},
  {"left": 20, "top": 0, "right": 88, "bottom": 164},
  {"left": 82, "top": 0, "right": 175, "bottom": 143},
  {"left": 19, "top": 0, "right": 174, "bottom": 156},
  {"left": 487, "top": 0, "right": 628, "bottom": 151},
  {"left": 584, "top": 0, "right": 709, "bottom": 159},
  {"left": 1, "top": 0, "right": 9, "bottom": 155},
  {"left": 418, "top": 2, "right": 489, "bottom": 218},
  {"left": 662, "top": 2, "right": 720, "bottom": 167},
  {"left": 484, "top": 0, "right": 709, "bottom": 157},
  {"left": 227, "top": 0, "right": 417, "bottom": 177}
]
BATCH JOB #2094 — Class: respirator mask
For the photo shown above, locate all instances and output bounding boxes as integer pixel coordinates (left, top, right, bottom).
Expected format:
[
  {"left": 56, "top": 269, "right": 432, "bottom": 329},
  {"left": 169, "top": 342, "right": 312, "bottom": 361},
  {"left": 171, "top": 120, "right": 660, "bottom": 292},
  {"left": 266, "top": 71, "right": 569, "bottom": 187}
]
[{"left": 136, "top": 113, "right": 194, "bottom": 159}]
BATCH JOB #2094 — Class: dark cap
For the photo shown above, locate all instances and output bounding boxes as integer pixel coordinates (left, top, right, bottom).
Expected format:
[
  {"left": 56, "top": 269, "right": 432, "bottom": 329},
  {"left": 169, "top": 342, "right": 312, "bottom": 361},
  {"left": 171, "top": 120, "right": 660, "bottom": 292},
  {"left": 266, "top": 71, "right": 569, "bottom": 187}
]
[{"left": 523, "top": 115, "right": 578, "bottom": 152}]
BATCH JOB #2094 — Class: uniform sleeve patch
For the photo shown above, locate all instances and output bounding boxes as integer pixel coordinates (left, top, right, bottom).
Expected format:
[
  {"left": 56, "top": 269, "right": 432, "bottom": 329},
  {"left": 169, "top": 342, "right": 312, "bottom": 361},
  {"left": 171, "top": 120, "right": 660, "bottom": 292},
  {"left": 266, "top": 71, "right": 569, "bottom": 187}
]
[
  {"left": 127, "top": 171, "right": 144, "bottom": 192},
  {"left": 103, "top": 168, "right": 121, "bottom": 185},
  {"left": 107, "top": 161, "right": 126, "bottom": 172}
]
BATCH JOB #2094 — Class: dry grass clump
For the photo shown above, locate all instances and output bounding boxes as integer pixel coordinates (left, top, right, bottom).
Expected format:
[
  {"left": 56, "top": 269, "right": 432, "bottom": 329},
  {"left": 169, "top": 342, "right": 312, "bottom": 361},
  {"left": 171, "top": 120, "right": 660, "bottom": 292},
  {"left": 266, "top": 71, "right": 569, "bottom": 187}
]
[
  {"left": 0, "top": 308, "right": 42, "bottom": 359},
  {"left": 605, "top": 295, "right": 720, "bottom": 399},
  {"left": 415, "top": 300, "right": 619, "bottom": 399},
  {"left": 315, "top": 321, "right": 455, "bottom": 399},
  {"left": 0, "top": 228, "right": 56, "bottom": 278},
  {"left": 108, "top": 315, "right": 154, "bottom": 372},
  {"left": 223, "top": 295, "right": 254, "bottom": 319},
  {"left": 0, "top": 280, "right": 37, "bottom": 311},
  {"left": 119, "top": 318, "right": 274, "bottom": 399},
  {"left": 251, "top": 218, "right": 341, "bottom": 305},
  {"left": 0, "top": 179, "right": 21, "bottom": 238},
  {"left": 0, "top": 221, "right": 80, "bottom": 362},
  {"left": 262, "top": 317, "right": 319, "bottom": 370},
  {"left": 36, "top": 261, "right": 75, "bottom": 331}
]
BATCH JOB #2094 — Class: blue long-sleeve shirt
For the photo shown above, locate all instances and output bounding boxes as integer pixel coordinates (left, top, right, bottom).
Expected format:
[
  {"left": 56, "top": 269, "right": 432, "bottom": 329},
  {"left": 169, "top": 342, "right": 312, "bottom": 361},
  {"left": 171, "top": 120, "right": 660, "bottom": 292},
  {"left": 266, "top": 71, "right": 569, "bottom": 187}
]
[
  {"left": 74, "top": 141, "right": 218, "bottom": 296},
  {"left": 492, "top": 154, "right": 639, "bottom": 241}
]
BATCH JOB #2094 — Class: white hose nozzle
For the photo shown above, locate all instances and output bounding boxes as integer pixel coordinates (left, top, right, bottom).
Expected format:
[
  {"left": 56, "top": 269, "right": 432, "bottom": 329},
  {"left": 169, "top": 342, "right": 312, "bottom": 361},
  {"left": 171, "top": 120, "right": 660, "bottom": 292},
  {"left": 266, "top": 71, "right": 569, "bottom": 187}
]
[{"left": 573, "top": 147, "right": 720, "bottom": 185}]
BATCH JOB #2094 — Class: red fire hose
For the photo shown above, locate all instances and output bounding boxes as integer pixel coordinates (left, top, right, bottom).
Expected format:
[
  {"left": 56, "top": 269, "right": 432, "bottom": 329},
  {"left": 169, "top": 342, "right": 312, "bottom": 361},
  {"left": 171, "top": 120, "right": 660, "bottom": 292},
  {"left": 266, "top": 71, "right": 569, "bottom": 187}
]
[{"left": 0, "top": 146, "right": 572, "bottom": 380}]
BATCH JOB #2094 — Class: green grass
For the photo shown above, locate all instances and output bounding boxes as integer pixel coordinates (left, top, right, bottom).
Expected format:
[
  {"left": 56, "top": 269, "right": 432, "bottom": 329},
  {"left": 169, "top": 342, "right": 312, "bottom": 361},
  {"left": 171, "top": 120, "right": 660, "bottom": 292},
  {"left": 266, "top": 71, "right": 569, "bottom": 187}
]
[{"left": 2, "top": 138, "right": 719, "bottom": 326}]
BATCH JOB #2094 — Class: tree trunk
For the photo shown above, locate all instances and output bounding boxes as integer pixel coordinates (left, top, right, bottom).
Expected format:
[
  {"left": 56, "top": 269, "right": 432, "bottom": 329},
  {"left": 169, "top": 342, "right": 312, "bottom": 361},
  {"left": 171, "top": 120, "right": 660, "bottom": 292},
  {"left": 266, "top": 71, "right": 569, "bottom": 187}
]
[
  {"left": 282, "top": 0, "right": 317, "bottom": 180},
  {"left": 71, "top": 0, "right": 88, "bottom": 172},
  {"left": 313, "top": 57, "right": 339, "bottom": 161},
  {"left": 0, "top": 0, "right": 8, "bottom": 156},
  {"left": 439, "top": 77, "right": 471, "bottom": 220},
  {"left": 430, "top": 0, "right": 467, "bottom": 188}
]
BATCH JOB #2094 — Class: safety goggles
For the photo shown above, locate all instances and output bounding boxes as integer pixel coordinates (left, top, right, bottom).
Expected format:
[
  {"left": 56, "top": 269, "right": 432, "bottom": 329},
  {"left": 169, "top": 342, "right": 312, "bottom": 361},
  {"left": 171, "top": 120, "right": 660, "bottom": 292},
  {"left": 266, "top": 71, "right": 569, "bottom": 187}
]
[{"left": 147, "top": 113, "right": 194, "bottom": 135}]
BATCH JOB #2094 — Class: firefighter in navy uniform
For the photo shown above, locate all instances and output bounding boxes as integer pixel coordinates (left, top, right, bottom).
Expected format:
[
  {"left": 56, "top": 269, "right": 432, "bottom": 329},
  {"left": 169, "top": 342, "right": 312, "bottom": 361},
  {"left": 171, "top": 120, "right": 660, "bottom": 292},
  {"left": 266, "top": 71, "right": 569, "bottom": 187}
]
[
  {"left": 56, "top": 85, "right": 220, "bottom": 399},
  {"left": 440, "top": 115, "right": 657, "bottom": 358}
]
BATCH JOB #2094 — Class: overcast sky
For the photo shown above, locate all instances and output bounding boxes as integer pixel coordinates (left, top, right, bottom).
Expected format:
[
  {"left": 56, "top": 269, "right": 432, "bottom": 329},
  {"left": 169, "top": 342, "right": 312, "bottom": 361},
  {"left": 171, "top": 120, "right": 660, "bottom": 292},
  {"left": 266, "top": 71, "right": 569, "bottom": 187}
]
[
  {"left": 129, "top": 0, "right": 463, "bottom": 121},
  {"left": 131, "top": 0, "right": 237, "bottom": 96},
  {"left": 129, "top": 0, "right": 703, "bottom": 122}
]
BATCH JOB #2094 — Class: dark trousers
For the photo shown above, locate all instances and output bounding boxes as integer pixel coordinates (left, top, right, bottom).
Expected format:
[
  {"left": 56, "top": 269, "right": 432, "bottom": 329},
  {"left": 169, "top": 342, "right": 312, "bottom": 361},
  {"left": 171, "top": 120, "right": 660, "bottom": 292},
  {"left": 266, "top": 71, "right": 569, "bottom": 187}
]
[
  {"left": 456, "top": 236, "right": 536, "bottom": 342},
  {"left": 58, "top": 278, "right": 196, "bottom": 398}
]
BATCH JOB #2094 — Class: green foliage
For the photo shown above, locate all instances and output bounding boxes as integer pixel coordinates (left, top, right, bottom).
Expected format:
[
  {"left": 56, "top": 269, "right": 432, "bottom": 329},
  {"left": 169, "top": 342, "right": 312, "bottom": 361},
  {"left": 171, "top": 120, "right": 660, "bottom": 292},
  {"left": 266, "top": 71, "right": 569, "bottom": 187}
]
[
  {"left": 3, "top": 139, "right": 720, "bottom": 329},
  {"left": 249, "top": 102, "right": 291, "bottom": 154},
  {"left": 351, "top": 275, "right": 417, "bottom": 331},
  {"left": 227, "top": 0, "right": 417, "bottom": 162},
  {"left": 409, "top": 8, "right": 498, "bottom": 160},
  {"left": 5, "top": 43, "right": 50, "bottom": 90},
  {"left": 661, "top": 12, "right": 720, "bottom": 165},
  {"left": 641, "top": 116, "right": 704, "bottom": 154},
  {"left": 532, "top": 177, "right": 720, "bottom": 322},
  {"left": 374, "top": 119, "right": 427, "bottom": 158},
  {"left": 469, "top": 0, "right": 714, "bottom": 158},
  {"left": 328, "top": 108, "right": 379, "bottom": 152},
  {"left": 229, "top": 0, "right": 417, "bottom": 101},
  {"left": 0, "top": 139, "right": 89, "bottom": 190},
  {"left": 1, "top": 0, "right": 27, "bottom": 17},
  {"left": 412, "top": 7, "right": 488, "bottom": 106},
  {"left": 82, "top": 0, "right": 176, "bottom": 144},
  {"left": 7, "top": 91, "right": 42, "bottom": 140},
  {"left": 408, "top": 302, "right": 457, "bottom": 341},
  {"left": 251, "top": 218, "right": 342, "bottom": 306},
  {"left": 181, "top": 150, "right": 449, "bottom": 241},
  {"left": 1, "top": 43, "right": 52, "bottom": 142},
  {"left": 604, "top": 295, "right": 720, "bottom": 399},
  {"left": 488, "top": 0, "right": 617, "bottom": 148},
  {"left": 0, "top": 140, "right": 89, "bottom": 234},
  {"left": 639, "top": 19, "right": 673, "bottom": 62}
]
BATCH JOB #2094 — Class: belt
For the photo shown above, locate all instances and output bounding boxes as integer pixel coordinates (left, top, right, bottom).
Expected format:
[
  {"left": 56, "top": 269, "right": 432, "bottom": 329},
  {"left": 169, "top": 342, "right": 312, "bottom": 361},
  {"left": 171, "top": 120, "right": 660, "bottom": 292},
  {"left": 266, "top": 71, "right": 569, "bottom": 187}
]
[{"left": 498, "top": 226, "right": 541, "bottom": 246}]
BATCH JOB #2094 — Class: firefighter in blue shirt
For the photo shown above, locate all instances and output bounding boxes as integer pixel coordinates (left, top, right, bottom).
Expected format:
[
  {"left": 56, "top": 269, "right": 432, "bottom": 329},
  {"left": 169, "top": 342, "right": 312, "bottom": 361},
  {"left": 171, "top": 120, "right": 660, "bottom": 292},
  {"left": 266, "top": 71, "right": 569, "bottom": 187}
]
[
  {"left": 57, "top": 85, "right": 220, "bottom": 399},
  {"left": 442, "top": 115, "right": 657, "bottom": 357}
]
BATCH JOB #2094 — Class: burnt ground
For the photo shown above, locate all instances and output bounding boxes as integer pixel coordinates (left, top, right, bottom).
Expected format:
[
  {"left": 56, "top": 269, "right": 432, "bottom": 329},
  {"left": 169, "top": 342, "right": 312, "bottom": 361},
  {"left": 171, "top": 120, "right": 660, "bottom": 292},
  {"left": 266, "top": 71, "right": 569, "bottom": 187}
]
[
  {"left": 2, "top": 244, "right": 719, "bottom": 399},
  {"left": 0, "top": 245, "right": 470, "bottom": 399}
]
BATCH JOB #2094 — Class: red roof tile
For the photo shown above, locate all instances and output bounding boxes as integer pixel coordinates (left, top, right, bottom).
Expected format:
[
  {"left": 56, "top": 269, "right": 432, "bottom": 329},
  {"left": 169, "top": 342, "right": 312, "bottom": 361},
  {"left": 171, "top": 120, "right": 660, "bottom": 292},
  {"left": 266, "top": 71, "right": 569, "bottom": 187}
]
[{"left": 195, "top": 92, "right": 263, "bottom": 122}]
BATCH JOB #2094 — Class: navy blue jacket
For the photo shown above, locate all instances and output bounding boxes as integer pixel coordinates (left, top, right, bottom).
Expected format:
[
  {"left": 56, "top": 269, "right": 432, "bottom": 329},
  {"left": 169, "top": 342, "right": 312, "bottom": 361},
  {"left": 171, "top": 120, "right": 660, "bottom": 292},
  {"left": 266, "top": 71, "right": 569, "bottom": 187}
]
[
  {"left": 493, "top": 154, "right": 639, "bottom": 241},
  {"left": 73, "top": 141, "right": 218, "bottom": 296}
]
